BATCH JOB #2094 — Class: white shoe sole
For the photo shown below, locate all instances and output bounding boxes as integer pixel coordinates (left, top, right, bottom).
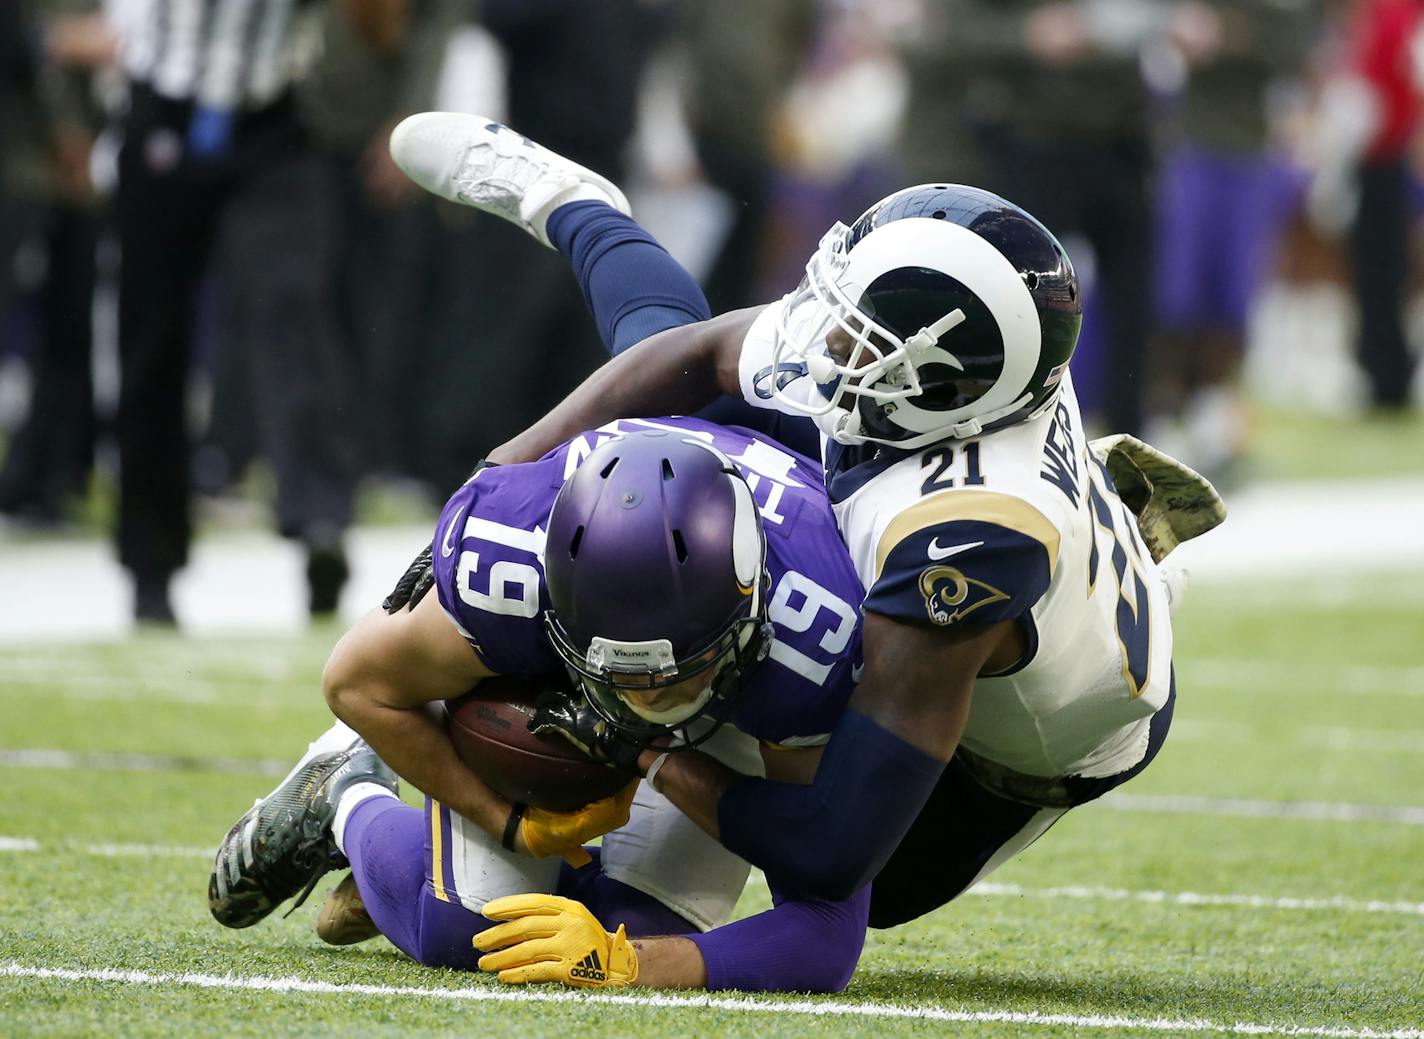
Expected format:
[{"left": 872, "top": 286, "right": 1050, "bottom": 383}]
[{"left": 388, "top": 112, "right": 630, "bottom": 246}]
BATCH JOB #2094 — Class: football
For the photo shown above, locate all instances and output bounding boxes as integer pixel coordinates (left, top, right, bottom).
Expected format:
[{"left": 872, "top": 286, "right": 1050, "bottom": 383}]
[{"left": 443, "top": 675, "right": 629, "bottom": 811}]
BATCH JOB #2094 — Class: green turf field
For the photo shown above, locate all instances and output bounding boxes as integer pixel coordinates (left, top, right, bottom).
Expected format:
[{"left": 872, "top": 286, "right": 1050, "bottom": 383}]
[{"left": 2, "top": 574, "right": 1421, "bottom": 1038}]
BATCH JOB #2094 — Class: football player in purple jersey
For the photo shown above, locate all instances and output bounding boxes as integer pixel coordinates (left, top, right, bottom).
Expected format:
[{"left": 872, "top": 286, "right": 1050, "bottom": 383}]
[
  {"left": 207, "top": 420, "right": 873, "bottom": 992},
  {"left": 384, "top": 112, "right": 1223, "bottom": 985}
]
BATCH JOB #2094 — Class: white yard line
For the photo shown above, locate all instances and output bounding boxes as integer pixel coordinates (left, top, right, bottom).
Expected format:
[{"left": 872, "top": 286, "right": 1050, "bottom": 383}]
[
  {"left": 0, "top": 748, "right": 289, "bottom": 776},
  {"left": 5, "top": 656, "right": 1420, "bottom": 706},
  {"left": 966, "top": 883, "right": 1424, "bottom": 918},
  {"left": 1167, "top": 721, "right": 1424, "bottom": 756},
  {"left": 5, "top": 835, "right": 1421, "bottom": 917},
  {"left": 1, "top": 962, "right": 1419, "bottom": 1038},
  {"left": 0, "top": 683, "right": 290, "bottom": 708},
  {"left": 0, "top": 677, "right": 228, "bottom": 705},
  {"left": 0, "top": 836, "right": 211, "bottom": 858},
  {"left": 1170, "top": 477, "right": 1424, "bottom": 584},
  {"left": 0, "top": 525, "right": 427, "bottom": 642},
  {"left": 0, "top": 653, "right": 306, "bottom": 682},
  {"left": 83, "top": 842, "right": 215, "bottom": 859},
  {"left": 1184, "top": 659, "right": 1424, "bottom": 698},
  {"left": 1100, "top": 793, "right": 1424, "bottom": 826}
]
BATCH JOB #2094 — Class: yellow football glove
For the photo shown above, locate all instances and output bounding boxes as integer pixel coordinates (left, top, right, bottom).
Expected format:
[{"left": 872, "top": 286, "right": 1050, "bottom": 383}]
[
  {"left": 519, "top": 781, "right": 638, "bottom": 868},
  {"left": 474, "top": 894, "right": 639, "bottom": 988}
]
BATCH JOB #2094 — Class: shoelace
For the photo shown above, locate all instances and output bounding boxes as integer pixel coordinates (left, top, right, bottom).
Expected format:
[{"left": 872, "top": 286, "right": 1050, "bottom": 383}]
[{"left": 281, "top": 838, "right": 343, "bottom": 919}]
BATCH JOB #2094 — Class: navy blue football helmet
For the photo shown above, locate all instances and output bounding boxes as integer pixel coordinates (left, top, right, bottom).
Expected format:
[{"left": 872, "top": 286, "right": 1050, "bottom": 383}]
[{"left": 769, "top": 184, "right": 1082, "bottom": 448}]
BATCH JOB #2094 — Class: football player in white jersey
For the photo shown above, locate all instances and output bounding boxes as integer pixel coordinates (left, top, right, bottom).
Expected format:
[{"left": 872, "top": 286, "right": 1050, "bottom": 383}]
[{"left": 389, "top": 115, "right": 1223, "bottom": 949}]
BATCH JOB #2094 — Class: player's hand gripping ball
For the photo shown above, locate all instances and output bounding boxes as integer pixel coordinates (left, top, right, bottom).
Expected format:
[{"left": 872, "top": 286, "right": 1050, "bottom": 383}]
[
  {"left": 444, "top": 677, "right": 630, "bottom": 810},
  {"left": 529, "top": 690, "right": 646, "bottom": 775},
  {"left": 518, "top": 783, "right": 637, "bottom": 866},
  {"left": 475, "top": 894, "right": 639, "bottom": 988}
]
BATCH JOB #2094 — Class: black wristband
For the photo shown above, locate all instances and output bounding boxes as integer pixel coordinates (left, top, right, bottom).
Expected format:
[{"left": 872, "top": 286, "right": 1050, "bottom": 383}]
[{"left": 502, "top": 802, "right": 528, "bottom": 852}]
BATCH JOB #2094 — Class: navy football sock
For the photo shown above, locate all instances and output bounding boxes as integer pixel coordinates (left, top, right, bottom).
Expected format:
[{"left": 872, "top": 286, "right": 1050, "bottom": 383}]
[
  {"left": 546, "top": 200, "right": 711, "bottom": 355},
  {"left": 546, "top": 198, "right": 823, "bottom": 458}
]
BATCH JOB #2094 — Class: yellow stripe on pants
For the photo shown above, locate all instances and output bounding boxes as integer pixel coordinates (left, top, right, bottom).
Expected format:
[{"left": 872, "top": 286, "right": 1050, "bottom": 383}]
[{"left": 430, "top": 799, "right": 450, "bottom": 903}]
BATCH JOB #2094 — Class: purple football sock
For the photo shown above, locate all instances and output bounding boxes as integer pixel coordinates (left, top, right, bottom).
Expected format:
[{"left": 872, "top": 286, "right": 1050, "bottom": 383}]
[
  {"left": 343, "top": 797, "right": 497, "bottom": 971},
  {"left": 546, "top": 200, "right": 711, "bottom": 355},
  {"left": 342, "top": 798, "right": 427, "bottom": 958}
]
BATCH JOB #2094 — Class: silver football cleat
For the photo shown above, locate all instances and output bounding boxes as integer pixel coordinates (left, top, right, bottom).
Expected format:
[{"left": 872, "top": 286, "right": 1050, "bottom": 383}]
[
  {"left": 388, "top": 112, "right": 630, "bottom": 247},
  {"left": 208, "top": 741, "right": 396, "bottom": 929}
]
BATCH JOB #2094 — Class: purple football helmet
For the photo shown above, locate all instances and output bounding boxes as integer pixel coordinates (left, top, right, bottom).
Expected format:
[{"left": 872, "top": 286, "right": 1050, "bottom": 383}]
[{"left": 543, "top": 429, "right": 773, "bottom": 747}]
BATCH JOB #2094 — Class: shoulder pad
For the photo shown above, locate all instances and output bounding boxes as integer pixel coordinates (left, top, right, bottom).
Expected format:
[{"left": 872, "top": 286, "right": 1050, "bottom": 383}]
[{"left": 866, "top": 491, "right": 1057, "bottom": 627}]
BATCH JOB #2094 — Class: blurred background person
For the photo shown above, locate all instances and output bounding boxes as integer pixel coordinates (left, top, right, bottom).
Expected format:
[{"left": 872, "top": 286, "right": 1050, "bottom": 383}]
[
  {"left": 303, "top": 0, "right": 464, "bottom": 483},
  {"left": 758, "top": 0, "right": 911, "bottom": 296},
  {"left": 414, "top": 0, "right": 665, "bottom": 493},
  {"left": 679, "top": 0, "right": 817, "bottom": 313},
  {"left": 105, "top": 0, "right": 412, "bottom": 624},
  {"left": 899, "top": 0, "right": 1163, "bottom": 436},
  {"left": 194, "top": 0, "right": 467, "bottom": 490},
  {"left": 0, "top": 2, "right": 113, "bottom": 525},
  {"left": 0, "top": 3, "right": 42, "bottom": 325},
  {"left": 1147, "top": 0, "right": 1319, "bottom": 482},
  {"left": 1307, "top": 0, "right": 1424, "bottom": 413}
]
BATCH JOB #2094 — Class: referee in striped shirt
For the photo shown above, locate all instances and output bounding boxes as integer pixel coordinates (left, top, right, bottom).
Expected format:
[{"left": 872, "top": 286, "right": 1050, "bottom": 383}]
[{"left": 111, "top": 0, "right": 399, "bottom": 623}]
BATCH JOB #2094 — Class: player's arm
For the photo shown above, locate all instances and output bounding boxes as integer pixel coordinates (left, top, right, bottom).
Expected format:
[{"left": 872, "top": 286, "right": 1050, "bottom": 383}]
[
  {"left": 322, "top": 591, "right": 511, "bottom": 835},
  {"left": 476, "top": 746, "right": 870, "bottom": 993},
  {"left": 325, "top": 589, "right": 633, "bottom": 861},
  {"left": 477, "top": 879, "right": 868, "bottom": 992},
  {"left": 488, "top": 307, "right": 760, "bottom": 465},
  {"left": 647, "top": 742, "right": 867, "bottom": 993},
  {"left": 709, "top": 503, "right": 1053, "bottom": 899},
  {"left": 639, "top": 612, "right": 1007, "bottom": 899}
]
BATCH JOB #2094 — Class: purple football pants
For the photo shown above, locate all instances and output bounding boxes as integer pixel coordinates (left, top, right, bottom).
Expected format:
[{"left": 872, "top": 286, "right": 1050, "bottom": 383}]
[{"left": 342, "top": 796, "right": 693, "bottom": 971}]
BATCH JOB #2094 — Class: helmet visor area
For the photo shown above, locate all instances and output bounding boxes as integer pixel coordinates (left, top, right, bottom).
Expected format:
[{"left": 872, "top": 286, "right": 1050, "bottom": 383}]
[
  {"left": 544, "top": 613, "right": 761, "bottom": 747},
  {"left": 771, "top": 225, "right": 923, "bottom": 416}
]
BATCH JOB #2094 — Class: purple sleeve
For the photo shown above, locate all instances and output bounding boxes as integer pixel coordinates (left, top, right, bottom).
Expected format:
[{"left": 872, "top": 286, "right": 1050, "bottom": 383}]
[
  {"left": 687, "top": 879, "right": 870, "bottom": 993},
  {"left": 430, "top": 462, "right": 564, "bottom": 676}
]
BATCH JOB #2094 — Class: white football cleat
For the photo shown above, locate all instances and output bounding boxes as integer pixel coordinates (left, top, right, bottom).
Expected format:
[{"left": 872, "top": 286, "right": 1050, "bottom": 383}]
[{"left": 389, "top": 112, "right": 630, "bottom": 247}]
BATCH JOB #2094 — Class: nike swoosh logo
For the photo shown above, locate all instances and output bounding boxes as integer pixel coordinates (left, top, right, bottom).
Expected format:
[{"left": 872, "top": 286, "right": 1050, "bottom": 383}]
[
  {"left": 927, "top": 538, "right": 983, "bottom": 561},
  {"left": 440, "top": 515, "right": 461, "bottom": 558}
]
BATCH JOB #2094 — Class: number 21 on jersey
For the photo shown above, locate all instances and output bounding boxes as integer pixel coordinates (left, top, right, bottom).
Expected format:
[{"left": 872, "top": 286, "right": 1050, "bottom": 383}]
[{"left": 921, "top": 442, "right": 986, "bottom": 494}]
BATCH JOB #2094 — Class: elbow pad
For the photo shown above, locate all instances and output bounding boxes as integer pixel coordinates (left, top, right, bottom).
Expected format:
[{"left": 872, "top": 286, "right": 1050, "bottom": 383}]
[{"left": 718, "top": 710, "right": 944, "bottom": 900}]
